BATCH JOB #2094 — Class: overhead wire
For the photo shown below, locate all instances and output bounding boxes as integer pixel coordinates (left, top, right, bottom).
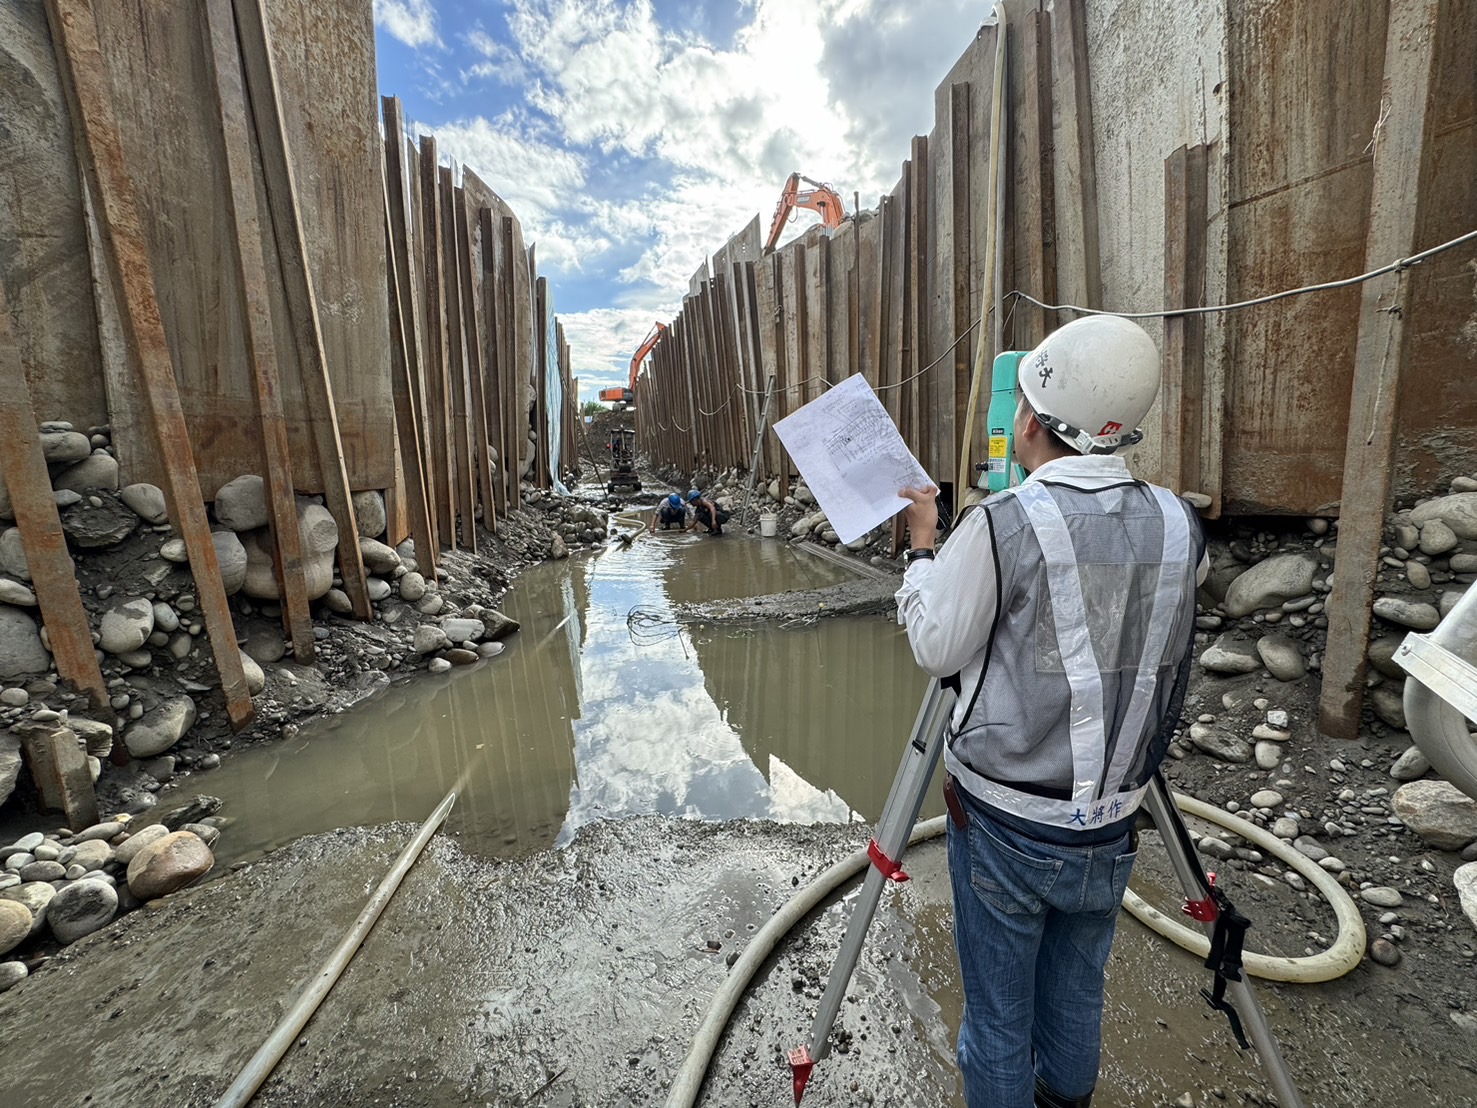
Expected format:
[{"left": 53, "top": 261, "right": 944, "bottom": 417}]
[{"left": 1005, "top": 226, "right": 1477, "bottom": 320}]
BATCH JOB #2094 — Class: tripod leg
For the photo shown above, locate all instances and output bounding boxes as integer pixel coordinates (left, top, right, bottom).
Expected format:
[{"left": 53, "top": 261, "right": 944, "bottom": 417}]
[{"left": 1142, "top": 775, "right": 1306, "bottom": 1108}]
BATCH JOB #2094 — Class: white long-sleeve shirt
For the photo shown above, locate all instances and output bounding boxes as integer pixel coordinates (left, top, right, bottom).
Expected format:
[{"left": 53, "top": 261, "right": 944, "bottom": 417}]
[{"left": 896, "top": 456, "right": 1208, "bottom": 722}]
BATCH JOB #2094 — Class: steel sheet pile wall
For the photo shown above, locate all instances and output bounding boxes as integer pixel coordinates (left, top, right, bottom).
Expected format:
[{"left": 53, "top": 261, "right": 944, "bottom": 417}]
[
  {"left": 0, "top": 0, "right": 577, "bottom": 725},
  {"left": 636, "top": 0, "right": 1476, "bottom": 522}
]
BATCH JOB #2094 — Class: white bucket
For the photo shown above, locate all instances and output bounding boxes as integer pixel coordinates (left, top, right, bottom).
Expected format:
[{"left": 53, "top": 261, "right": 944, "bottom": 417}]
[{"left": 759, "top": 513, "right": 778, "bottom": 538}]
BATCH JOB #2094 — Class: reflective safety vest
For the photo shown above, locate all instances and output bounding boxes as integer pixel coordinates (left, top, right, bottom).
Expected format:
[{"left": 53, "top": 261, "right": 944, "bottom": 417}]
[{"left": 944, "top": 480, "right": 1199, "bottom": 831}]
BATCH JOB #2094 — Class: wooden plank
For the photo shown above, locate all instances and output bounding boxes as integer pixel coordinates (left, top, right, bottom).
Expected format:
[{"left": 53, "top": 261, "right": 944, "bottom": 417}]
[
  {"left": 418, "top": 138, "right": 454, "bottom": 545},
  {"left": 233, "top": 0, "right": 371, "bottom": 620},
  {"left": 949, "top": 82, "right": 973, "bottom": 492},
  {"left": 908, "top": 138, "right": 930, "bottom": 474},
  {"left": 381, "top": 98, "right": 438, "bottom": 578},
  {"left": 1052, "top": 0, "right": 1101, "bottom": 310},
  {"left": 47, "top": 0, "right": 253, "bottom": 729},
  {"left": 440, "top": 170, "right": 475, "bottom": 549},
  {"left": 534, "top": 275, "right": 551, "bottom": 488},
  {"left": 0, "top": 283, "right": 109, "bottom": 713},
  {"left": 1019, "top": 9, "right": 1057, "bottom": 348},
  {"left": 204, "top": 0, "right": 314, "bottom": 663},
  {"left": 1319, "top": 0, "right": 1441, "bottom": 741},
  {"left": 477, "top": 207, "right": 507, "bottom": 519},
  {"left": 1160, "top": 144, "right": 1210, "bottom": 500},
  {"left": 501, "top": 216, "right": 521, "bottom": 504},
  {"left": 404, "top": 137, "right": 439, "bottom": 555}
]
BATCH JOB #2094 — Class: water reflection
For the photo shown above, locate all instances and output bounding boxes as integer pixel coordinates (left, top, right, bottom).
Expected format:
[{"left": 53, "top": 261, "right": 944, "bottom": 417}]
[{"left": 186, "top": 532, "right": 927, "bottom": 866}]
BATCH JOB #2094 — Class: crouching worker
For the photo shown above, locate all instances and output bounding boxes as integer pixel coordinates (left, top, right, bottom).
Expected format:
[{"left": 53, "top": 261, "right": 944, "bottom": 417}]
[
  {"left": 895, "top": 316, "right": 1208, "bottom": 1108},
  {"left": 650, "top": 492, "right": 691, "bottom": 532},
  {"left": 688, "top": 489, "right": 730, "bottom": 535}
]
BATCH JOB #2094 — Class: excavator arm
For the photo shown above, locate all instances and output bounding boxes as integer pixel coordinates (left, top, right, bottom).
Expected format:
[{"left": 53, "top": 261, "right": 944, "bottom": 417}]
[
  {"left": 598, "top": 321, "right": 667, "bottom": 409},
  {"left": 764, "top": 172, "right": 847, "bottom": 253}
]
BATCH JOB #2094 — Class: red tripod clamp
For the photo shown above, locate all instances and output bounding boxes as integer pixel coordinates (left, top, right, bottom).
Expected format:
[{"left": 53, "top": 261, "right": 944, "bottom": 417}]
[
  {"left": 867, "top": 839, "right": 910, "bottom": 883},
  {"left": 1182, "top": 870, "right": 1220, "bottom": 922}
]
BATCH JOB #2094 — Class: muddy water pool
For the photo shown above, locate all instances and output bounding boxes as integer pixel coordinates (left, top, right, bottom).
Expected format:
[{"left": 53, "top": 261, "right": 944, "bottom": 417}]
[{"left": 189, "top": 532, "right": 938, "bottom": 868}]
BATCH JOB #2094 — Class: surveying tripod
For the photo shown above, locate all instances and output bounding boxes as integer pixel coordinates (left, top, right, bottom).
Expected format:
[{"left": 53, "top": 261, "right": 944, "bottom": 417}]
[{"left": 789, "top": 678, "right": 1305, "bottom": 1108}]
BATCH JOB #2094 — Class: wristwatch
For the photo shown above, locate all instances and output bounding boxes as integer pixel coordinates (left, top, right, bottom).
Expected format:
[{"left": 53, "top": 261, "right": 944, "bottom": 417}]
[{"left": 904, "top": 548, "right": 936, "bottom": 565}]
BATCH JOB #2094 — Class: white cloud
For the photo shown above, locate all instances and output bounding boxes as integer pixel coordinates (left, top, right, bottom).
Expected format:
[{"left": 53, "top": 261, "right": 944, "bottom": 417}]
[
  {"left": 397, "top": 0, "right": 989, "bottom": 394},
  {"left": 374, "top": 0, "right": 440, "bottom": 48}
]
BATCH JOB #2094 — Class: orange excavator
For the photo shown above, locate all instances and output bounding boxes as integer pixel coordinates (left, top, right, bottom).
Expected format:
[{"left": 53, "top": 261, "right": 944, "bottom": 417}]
[
  {"left": 598, "top": 321, "right": 667, "bottom": 410},
  {"left": 764, "top": 172, "right": 847, "bottom": 253}
]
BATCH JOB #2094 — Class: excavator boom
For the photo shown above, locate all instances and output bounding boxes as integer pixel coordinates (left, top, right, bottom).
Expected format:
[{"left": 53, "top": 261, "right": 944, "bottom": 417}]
[
  {"left": 764, "top": 172, "right": 847, "bottom": 253},
  {"left": 598, "top": 321, "right": 667, "bottom": 409}
]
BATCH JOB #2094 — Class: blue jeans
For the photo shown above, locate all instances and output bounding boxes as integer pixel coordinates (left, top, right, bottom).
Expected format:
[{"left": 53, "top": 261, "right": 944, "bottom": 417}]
[{"left": 947, "top": 793, "right": 1138, "bottom": 1107}]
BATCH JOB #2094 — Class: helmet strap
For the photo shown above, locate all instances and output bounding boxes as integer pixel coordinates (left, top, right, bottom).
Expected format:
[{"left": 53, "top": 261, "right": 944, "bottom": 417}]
[{"left": 1035, "top": 412, "right": 1144, "bottom": 455}]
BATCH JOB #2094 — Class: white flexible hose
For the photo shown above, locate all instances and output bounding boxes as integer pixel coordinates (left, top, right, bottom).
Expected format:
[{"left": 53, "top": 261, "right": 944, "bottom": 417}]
[
  {"left": 664, "top": 817, "right": 949, "bottom": 1108},
  {"left": 1123, "top": 793, "right": 1366, "bottom": 982}
]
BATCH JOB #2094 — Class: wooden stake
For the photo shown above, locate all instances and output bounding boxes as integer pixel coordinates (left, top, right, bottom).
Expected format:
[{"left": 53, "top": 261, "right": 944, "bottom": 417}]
[
  {"left": 1319, "top": 0, "right": 1441, "bottom": 740},
  {"left": 419, "top": 140, "right": 455, "bottom": 545},
  {"left": 1160, "top": 144, "right": 1210, "bottom": 503},
  {"left": 1052, "top": 0, "right": 1101, "bottom": 310},
  {"left": 46, "top": 0, "right": 254, "bottom": 730},
  {"left": 0, "top": 284, "right": 109, "bottom": 713},
  {"left": 454, "top": 188, "right": 496, "bottom": 532},
  {"left": 231, "top": 0, "right": 371, "bottom": 619},
  {"left": 440, "top": 170, "right": 476, "bottom": 551},
  {"left": 203, "top": 0, "right": 314, "bottom": 663},
  {"left": 380, "top": 97, "right": 438, "bottom": 580}
]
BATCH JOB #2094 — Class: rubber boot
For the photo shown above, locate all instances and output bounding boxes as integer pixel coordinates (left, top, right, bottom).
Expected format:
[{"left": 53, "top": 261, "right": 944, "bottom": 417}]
[{"left": 1034, "top": 1076, "right": 1092, "bottom": 1108}]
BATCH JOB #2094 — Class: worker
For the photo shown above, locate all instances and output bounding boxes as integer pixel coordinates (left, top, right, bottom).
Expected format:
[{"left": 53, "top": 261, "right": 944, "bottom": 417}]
[
  {"left": 895, "top": 315, "right": 1208, "bottom": 1108},
  {"left": 687, "top": 489, "right": 730, "bottom": 535},
  {"left": 650, "top": 492, "right": 692, "bottom": 532}
]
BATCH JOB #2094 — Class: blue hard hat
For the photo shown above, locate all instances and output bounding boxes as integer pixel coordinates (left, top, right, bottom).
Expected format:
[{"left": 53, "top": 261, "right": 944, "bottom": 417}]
[
  {"left": 687, "top": 489, "right": 701, "bottom": 502},
  {"left": 667, "top": 493, "right": 683, "bottom": 509}
]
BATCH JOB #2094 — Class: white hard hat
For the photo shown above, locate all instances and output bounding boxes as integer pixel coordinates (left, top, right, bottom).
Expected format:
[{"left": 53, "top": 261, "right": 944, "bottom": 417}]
[{"left": 1017, "top": 315, "right": 1160, "bottom": 454}]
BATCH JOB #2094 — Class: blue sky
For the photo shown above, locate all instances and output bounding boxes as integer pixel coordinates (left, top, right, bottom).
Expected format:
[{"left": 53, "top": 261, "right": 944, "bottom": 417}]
[{"left": 372, "top": 0, "right": 987, "bottom": 402}]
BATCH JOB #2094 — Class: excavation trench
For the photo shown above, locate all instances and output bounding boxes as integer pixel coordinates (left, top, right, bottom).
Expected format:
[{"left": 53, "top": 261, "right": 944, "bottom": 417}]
[{"left": 0, "top": 535, "right": 1469, "bottom": 1107}]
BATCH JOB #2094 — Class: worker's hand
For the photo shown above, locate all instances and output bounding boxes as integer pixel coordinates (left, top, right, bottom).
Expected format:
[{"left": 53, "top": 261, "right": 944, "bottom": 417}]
[{"left": 899, "top": 486, "right": 939, "bottom": 549}]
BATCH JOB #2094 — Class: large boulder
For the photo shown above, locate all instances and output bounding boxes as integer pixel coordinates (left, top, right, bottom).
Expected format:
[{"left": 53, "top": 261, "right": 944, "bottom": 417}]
[
  {"left": 1199, "top": 634, "right": 1262, "bottom": 675},
  {"left": 1392, "top": 780, "right": 1477, "bottom": 851},
  {"left": 113, "top": 823, "right": 171, "bottom": 866},
  {"left": 52, "top": 453, "right": 119, "bottom": 492},
  {"left": 39, "top": 430, "right": 90, "bottom": 464},
  {"left": 211, "top": 530, "right": 248, "bottom": 596},
  {"left": 123, "top": 696, "right": 197, "bottom": 759},
  {"left": 98, "top": 596, "right": 154, "bottom": 655},
  {"left": 0, "top": 528, "right": 30, "bottom": 581},
  {"left": 47, "top": 878, "right": 117, "bottom": 944},
  {"left": 1222, "top": 552, "right": 1319, "bottom": 617},
  {"left": 358, "top": 537, "right": 401, "bottom": 575},
  {"left": 213, "top": 475, "right": 269, "bottom": 532},
  {"left": 352, "top": 490, "right": 386, "bottom": 538},
  {"left": 0, "top": 607, "right": 48, "bottom": 679},
  {"left": 120, "top": 482, "right": 168, "bottom": 524},
  {"left": 1372, "top": 598, "right": 1440, "bottom": 631},
  {"left": 297, "top": 500, "right": 339, "bottom": 556},
  {"left": 1410, "top": 493, "right": 1477, "bottom": 540},
  {"left": 126, "top": 831, "right": 213, "bottom": 900},
  {"left": 0, "top": 735, "right": 22, "bottom": 807},
  {"left": 1256, "top": 634, "right": 1306, "bottom": 681},
  {"left": 479, "top": 609, "right": 521, "bottom": 641},
  {"left": 241, "top": 501, "right": 336, "bottom": 601},
  {"left": 0, "top": 899, "right": 31, "bottom": 955},
  {"left": 1455, "top": 863, "right": 1477, "bottom": 935}
]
